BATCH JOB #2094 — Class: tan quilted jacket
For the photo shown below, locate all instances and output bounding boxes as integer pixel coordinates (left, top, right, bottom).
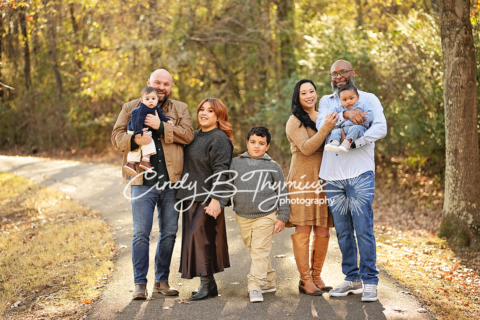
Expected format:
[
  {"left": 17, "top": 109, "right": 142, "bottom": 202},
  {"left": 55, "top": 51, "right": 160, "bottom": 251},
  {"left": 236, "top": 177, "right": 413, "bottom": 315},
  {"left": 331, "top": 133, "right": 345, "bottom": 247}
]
[{"left": 111, "top": 98, "right": 194, "bottom": 185}]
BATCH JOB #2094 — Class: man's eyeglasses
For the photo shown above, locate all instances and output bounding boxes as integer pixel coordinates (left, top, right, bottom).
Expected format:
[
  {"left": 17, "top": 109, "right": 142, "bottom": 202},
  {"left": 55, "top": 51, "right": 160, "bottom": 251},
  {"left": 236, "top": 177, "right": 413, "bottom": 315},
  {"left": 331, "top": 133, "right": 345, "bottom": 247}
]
[{"left": 330, "top": 70, "right": 353, "bottom": 79}]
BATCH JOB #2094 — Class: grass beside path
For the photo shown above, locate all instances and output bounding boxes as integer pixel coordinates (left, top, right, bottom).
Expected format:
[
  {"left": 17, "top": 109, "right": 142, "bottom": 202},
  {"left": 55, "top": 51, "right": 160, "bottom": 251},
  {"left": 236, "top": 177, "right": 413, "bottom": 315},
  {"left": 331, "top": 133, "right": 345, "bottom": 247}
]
[
  {"left": 0, "top": 172, "right": 116, "bottom": 319},
  {"left": 375, "top": 233, "right": 480, "bottom": 319},
  {"left": 373, "top": 166, "right": 480, "bottom": 320}
]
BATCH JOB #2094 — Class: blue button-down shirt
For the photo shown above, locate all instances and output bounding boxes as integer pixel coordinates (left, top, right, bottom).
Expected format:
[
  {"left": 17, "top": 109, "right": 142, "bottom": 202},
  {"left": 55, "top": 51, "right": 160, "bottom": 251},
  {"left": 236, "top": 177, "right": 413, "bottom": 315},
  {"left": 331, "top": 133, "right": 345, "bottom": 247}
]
[{"left": 316, "top": 90, "right": 387, "bottom": 181}]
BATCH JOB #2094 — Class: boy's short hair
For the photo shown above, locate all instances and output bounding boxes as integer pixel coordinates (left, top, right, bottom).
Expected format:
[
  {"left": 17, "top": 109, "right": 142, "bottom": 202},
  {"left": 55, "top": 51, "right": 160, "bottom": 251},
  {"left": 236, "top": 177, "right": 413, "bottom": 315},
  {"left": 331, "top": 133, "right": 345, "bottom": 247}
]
[
  {"left": 338, "top": 83, "right": 359, "bottom": 96},
  {"left": 247, "top": 126, "right": 271, "bottom": 145},
  {"left": 141, "top": 86, "right": 157, "bottom": 97}
]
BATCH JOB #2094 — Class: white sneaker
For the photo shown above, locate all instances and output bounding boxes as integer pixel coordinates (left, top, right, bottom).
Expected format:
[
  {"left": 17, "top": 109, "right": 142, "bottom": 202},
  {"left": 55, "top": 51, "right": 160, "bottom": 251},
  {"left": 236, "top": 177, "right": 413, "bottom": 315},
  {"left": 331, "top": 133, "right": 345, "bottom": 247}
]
[
  {"left": 338, "top": 139, "right": 351, "bottom": 152},
  {"left": 325, "top": 140, "right": 341, "bottom": 152},
  {"left": 361, "top": 284, "right": 378, "bottom": 302},
  {"left": 261, "top": 285, "right": 276, "bottom": 293},
  {"left": 249, "top": 290, "right": 264, "bottom": 302},
  {"left": 329, "top": 280, "right": 363, "bottom": 297}
]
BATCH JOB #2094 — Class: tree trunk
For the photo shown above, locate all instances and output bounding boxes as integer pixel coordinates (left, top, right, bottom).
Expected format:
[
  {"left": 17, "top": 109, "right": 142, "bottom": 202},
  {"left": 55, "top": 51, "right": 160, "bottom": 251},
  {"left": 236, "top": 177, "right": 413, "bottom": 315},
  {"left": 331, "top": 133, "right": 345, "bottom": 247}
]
[
  {"left": 276, "top": 0, "right": 295, "bottom": 78},
  {"left": 438, "top": 0, "right": 480, "bottom": 246},
  {"left": 0, "top": 11, "right": 3, "bottom": 100},
  {"left": 148, "top": 0, "right": 160, "bottom": 70},
  {"left": 47, "top": 7, "right": 63, "bottom": 117},
  {"left": 69, "top": 3, "right": 82, "bottom": 70},
  {"left": 19, "top": 7, "right": 31, "bottom": 90},
  {"left": 355, "top": 0, "right": 363, "bottom": 28}
]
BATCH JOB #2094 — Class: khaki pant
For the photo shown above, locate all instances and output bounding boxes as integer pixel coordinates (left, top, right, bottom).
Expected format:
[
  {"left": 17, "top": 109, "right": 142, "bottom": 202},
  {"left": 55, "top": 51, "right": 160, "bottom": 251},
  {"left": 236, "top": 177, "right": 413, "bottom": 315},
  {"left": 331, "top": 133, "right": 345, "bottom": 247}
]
[
  {"left": 127, "top": 138, "right": 156, "bottom": 163},
  {"left": 126, "top": 130, "right": 157, "bottom": 163},
  {"left": 236, "top": 212, "right": 277, "bottom": 291}
]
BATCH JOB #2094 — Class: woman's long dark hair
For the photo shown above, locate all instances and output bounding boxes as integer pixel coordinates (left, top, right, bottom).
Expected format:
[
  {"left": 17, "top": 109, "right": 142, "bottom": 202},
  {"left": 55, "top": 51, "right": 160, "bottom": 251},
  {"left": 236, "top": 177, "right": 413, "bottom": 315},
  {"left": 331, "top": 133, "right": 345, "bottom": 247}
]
[{"left": 291, "top": 79, "right": 318, "bottom": 131}]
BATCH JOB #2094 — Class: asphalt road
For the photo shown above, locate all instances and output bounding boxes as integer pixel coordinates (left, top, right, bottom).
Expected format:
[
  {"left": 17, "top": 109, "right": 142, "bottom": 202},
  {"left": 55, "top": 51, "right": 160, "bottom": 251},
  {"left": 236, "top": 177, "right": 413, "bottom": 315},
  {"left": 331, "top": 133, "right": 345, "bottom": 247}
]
[{"left": 0, "top": 155, "right": 433, "bottom": 320}]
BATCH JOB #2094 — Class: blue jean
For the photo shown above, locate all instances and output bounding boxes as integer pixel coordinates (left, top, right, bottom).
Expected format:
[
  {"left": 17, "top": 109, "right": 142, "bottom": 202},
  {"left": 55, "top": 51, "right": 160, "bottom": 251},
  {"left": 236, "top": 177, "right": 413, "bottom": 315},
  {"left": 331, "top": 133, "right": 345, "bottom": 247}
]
[
  {"left": 325, "top": 171, "right": 379, "bottom": 284},
  {"left": 131, "top": 185, "right": 179, "bottom": 285},
  {"left": 330, "top": 125, "right": 367, "bottom": 143}
]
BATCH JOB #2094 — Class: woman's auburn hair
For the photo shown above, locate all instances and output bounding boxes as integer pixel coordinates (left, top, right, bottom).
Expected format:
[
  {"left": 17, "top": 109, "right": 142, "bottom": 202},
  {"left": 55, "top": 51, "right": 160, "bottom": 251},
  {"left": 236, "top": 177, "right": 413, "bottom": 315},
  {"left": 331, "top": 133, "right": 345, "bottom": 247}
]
[{"left": 196, "top": 97, "right": 234, "bottom": 143}]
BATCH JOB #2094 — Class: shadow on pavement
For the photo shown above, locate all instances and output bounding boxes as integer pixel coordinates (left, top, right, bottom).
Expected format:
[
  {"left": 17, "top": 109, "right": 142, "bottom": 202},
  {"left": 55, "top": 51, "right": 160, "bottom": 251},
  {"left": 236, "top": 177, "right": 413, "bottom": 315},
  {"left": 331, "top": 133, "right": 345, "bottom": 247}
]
[{"left": 112, "top": 291, "right": 387, "bottom": 320}]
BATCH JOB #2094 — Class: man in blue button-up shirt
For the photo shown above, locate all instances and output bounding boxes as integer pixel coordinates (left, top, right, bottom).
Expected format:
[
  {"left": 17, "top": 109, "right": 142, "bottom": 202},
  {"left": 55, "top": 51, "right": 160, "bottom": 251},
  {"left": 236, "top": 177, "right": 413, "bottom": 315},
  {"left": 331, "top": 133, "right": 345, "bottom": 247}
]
[{"left": 316, "top": 60, "right": 387, "bottom": 302}]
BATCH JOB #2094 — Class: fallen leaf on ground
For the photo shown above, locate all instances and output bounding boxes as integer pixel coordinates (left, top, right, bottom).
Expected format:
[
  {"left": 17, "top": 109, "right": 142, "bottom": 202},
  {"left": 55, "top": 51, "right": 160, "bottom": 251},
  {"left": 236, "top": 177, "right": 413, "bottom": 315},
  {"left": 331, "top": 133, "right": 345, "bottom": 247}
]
[
  {"left": 79, "top": 298, "right": 92, "bottom": 305},
  {"left": 178, "top": 300, "right": 191, "bottom": 304}
]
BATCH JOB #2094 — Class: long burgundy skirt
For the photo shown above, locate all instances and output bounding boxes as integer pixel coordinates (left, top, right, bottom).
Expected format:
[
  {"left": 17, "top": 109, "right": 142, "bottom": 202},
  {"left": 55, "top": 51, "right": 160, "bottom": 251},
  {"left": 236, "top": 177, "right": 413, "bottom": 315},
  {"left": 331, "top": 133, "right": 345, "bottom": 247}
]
[{"left": 179, "top": 201, "right": 230, "bottom": 279}]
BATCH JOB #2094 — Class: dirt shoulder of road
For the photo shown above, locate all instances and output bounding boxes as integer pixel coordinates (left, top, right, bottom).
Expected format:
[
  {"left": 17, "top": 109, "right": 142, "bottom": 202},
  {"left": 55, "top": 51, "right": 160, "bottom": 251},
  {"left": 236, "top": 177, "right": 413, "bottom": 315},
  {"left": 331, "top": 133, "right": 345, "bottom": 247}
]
[
  {"left": 373, "top": 162, "right": 480, "bottom": 320},
  {"left": 0, "top": 172, "right": 116, "bottom": 319}
]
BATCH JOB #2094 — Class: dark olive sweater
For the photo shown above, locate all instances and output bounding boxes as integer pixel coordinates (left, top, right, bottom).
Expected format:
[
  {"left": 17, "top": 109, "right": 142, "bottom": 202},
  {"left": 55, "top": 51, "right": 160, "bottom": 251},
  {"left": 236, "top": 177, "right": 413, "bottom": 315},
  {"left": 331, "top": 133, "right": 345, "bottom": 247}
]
[{"left": 176, "top": 128, "right": 233, "bottom": 204}]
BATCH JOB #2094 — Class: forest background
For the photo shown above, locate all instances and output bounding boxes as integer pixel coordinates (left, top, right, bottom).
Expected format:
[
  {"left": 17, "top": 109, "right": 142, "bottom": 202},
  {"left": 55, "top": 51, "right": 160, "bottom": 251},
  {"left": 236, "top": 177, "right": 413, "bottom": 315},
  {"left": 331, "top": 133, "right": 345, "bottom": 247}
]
[{"left": 1, "top": 0, "right": 480, "bottom": 190}]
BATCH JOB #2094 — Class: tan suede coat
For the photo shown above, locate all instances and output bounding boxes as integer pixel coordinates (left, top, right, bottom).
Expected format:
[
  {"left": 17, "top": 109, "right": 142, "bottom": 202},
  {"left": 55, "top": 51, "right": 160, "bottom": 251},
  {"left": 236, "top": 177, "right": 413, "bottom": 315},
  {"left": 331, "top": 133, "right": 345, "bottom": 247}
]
[
  {"left": 111, "top": 98, "right": 194, "bottom": 185},
  {"left": 285, "top": 115, "right": 334, "bottom": 228}
]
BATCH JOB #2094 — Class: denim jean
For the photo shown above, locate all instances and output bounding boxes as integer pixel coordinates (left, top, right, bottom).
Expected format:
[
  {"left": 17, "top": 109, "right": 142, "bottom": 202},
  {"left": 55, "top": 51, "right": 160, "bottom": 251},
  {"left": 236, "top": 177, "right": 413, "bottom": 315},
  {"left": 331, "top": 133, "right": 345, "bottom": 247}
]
[
  {"left": 131, "top": 185, "right": 178, "bottom": 285},
  {"left": 325, "top": 171, "right": 379, "bottom": 284},
  {"left": 330, "top": 125, "right": 367, "bottom": 143}
]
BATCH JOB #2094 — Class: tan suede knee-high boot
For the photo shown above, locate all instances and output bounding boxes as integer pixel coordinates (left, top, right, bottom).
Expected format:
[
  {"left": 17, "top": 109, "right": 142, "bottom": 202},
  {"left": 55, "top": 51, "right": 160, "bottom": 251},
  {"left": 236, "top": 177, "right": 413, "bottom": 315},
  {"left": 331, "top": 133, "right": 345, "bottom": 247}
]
[
  {"left": 291, "top": 233, "right": 322, "bottom": 296},
  {"left": 311, "top": 236, "right": 333, "bottom": 292}
]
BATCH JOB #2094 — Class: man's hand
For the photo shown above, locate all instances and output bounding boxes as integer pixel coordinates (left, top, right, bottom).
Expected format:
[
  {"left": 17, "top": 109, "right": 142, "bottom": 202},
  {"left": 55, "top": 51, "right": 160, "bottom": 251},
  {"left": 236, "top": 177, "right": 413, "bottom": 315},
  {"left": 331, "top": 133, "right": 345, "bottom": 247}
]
[
  {"left": 134, "top": 128, "right": 152, "bottom": 146},
  {"left": 274, "top": 219, "right": 286, "bottom": 234},
  {"left": 145, "top": 110, "right": 161, "bottom": 130},
  {"left": 343, "top": 110, "right": 368, "bottom": 125}
]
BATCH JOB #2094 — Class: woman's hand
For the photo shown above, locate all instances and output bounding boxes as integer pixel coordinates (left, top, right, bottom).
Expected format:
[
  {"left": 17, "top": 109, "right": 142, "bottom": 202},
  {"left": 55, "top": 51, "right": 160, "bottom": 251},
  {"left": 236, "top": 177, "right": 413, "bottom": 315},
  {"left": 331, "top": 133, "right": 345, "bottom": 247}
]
[
  {"left": 205, "top": 199, "right": 221, "bottom": 219},
  {"left": 323, "top": 112, "right": 338, "bottom": 129}
]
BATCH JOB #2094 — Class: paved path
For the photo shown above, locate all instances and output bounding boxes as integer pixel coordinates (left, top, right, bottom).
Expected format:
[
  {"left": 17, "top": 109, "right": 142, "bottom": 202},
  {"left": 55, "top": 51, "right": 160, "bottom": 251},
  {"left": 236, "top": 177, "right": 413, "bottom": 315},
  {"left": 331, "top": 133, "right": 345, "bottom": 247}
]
[{"left": 1, "top": 155, "right": 432, "bottom": 320}]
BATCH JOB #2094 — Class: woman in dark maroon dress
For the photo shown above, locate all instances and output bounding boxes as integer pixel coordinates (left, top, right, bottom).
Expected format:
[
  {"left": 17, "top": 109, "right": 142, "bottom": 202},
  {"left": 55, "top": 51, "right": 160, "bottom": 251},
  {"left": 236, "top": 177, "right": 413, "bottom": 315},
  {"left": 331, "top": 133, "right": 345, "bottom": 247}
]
[{"left": 176, "top": 97, "right": 234, "bottom": 300}]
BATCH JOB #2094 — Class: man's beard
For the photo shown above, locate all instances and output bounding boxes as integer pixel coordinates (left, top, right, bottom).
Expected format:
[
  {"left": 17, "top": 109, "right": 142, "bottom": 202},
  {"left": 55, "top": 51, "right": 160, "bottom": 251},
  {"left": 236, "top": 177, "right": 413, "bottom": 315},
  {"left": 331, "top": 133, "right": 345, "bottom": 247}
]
[
  {"left": 331, "top": 77, "right": 355, "bottom": 96},
  {"left": 157, "top": 91, "right": 171, "bottom": 103}
]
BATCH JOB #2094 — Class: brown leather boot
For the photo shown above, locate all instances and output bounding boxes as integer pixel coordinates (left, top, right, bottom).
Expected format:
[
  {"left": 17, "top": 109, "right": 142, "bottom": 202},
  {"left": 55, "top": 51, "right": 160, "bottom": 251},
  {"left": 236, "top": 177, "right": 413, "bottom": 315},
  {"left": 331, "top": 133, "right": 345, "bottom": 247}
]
[
  {"left": 311, "top": 236, "right": 333, "bottom": 292},
  {"left": 153, "top": 281, "right": 179, "bottom": 296},
  {"left": 132, "top": 284, "right": 147, "bottom": 300},
  {"left": 139, "top": 160, "right": 153, "bottom": 172},
  {"left": 291, "top": 233, "right": 322, "bottom": 296},
  {"left": 124, "top": 162, "right": 137, "bottom": 175}
]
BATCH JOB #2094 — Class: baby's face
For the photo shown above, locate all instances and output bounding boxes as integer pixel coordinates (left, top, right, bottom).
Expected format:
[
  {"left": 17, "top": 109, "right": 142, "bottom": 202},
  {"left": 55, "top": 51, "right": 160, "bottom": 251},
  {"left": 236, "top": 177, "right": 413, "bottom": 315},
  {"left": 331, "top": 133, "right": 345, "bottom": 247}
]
[
  {"left": 141, "top": 92, "right": 159, "bottom": 108},
  {"left": 339, "top": 90, "right": 359, "bottom": 109}
]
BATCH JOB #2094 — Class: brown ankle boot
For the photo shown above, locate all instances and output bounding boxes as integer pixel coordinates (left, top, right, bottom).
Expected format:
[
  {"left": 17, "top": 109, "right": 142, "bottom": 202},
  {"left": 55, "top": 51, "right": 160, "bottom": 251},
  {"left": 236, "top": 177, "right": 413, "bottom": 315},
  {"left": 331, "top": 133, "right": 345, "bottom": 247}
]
[
  {"left": 291, "top": 233, "right": 322, "bottom": 296},
  {"left": 311, "top": 236, "right": 333, "bottom": 292}
]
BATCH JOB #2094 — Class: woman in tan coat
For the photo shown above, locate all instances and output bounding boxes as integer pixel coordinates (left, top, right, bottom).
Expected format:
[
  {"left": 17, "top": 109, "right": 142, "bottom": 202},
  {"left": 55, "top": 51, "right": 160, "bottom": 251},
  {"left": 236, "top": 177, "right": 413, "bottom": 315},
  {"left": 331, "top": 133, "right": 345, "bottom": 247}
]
[{"left": 285, "top": 79, "right": 337, "bottom": 295}]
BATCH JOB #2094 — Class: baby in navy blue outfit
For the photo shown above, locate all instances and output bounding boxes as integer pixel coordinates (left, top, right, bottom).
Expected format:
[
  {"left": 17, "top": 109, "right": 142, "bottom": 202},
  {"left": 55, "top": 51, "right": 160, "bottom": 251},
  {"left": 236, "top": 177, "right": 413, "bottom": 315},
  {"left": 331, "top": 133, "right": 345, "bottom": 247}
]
[{"left": 124, "top": 87, "right": 174, "bottom": 174}]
